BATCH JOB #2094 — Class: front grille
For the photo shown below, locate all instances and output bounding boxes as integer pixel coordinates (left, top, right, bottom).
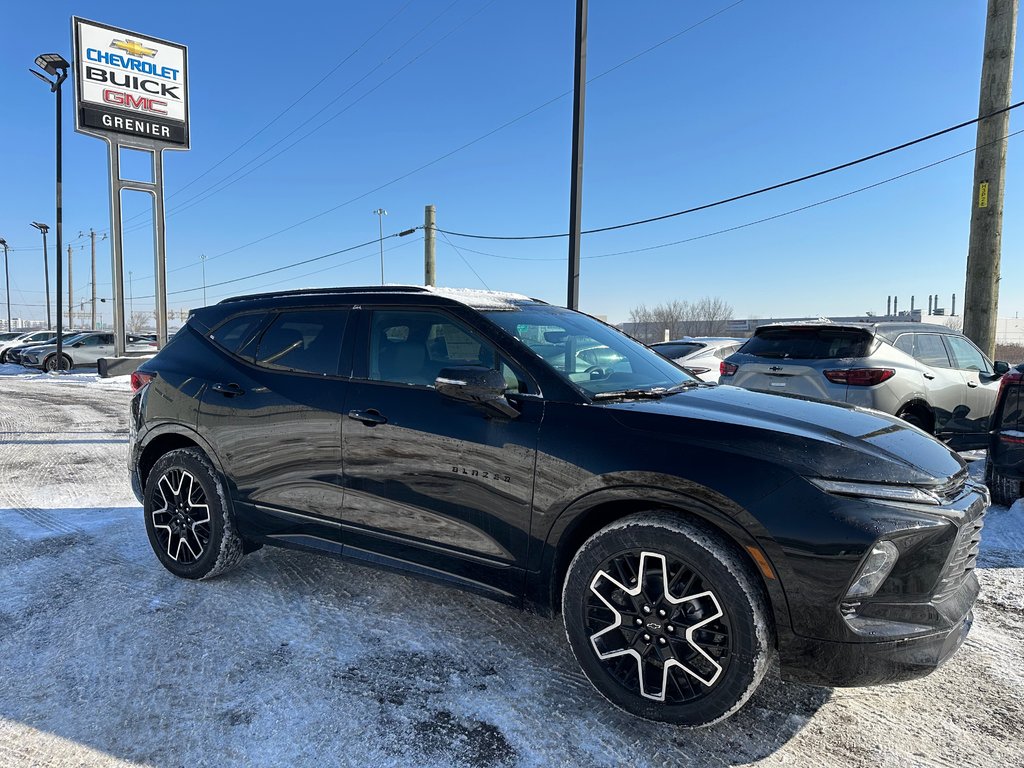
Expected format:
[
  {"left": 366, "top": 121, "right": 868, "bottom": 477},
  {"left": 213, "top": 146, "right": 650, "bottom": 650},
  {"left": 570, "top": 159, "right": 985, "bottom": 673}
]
[
  {"left": 932, "top": 469, "right": 968, "bottom": 504},
  {"left": 933, "top": 509, "right": 984, "bottom": 602}
]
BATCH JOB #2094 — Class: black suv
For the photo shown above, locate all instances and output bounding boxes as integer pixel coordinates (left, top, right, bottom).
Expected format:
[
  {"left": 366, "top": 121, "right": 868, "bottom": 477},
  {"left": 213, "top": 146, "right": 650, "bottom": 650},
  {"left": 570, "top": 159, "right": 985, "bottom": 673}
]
[
  {"left": 987, "top": 362, "right": 1024, "bottom": 506},
  {"left": 129, "top": 286, "right": 986, "bottom": 726}
]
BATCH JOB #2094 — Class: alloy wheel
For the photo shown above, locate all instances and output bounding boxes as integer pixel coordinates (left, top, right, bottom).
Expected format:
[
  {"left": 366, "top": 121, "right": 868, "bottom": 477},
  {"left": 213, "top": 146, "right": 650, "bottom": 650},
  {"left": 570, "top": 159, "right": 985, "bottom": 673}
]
[
  {"left": 585, "top": 550, "right": 731, "bottom": 704},
  {"left": 151, "top": 469, "right": 212, "bottom": 564}
]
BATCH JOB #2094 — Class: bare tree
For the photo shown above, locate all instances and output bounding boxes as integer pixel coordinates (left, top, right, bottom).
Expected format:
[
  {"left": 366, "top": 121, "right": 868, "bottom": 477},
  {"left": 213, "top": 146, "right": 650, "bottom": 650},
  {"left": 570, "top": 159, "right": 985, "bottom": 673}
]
[
  {"left": 626, "top": 297, "right": 734, "bottom": 342},
  {"left": 128, "top": 311, "right": 153, "bottom": 333},
  {"left": 943, "top": 315, "right": 964, "bottom": 333}
]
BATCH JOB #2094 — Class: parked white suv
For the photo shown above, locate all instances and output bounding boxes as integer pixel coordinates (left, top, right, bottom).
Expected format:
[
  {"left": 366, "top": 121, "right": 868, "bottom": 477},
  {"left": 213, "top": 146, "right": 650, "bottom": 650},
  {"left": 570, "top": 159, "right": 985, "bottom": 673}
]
[{"left": 23, "top": 332, "right": 156, "bottom": 371}]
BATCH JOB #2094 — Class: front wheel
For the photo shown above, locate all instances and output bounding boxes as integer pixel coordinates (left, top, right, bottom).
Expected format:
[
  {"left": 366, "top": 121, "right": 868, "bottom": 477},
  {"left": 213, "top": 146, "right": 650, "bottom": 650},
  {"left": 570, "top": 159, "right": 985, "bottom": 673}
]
[
  {"left": 143, "top": 447, "right": 246, "bottom": 580},
  {"left": 562, "top": 512, "right": 774, "bottom": 727},
  {"left": 43, "top": 353, "right": 72, "bottom": 372}
]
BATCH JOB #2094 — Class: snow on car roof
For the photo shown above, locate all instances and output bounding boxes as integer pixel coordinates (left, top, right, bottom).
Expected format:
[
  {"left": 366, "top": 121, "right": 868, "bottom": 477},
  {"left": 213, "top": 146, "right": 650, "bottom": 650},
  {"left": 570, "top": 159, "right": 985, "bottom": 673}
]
[{"left": 420, "top": 285, "right": 538, "bottom": 310}]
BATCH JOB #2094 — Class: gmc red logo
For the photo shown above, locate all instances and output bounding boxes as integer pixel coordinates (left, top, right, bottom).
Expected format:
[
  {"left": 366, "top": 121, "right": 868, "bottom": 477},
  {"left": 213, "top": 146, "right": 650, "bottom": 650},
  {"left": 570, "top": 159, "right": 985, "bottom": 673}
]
[{"left": 102, "top": 89, "right": 167, "bottom": 115}]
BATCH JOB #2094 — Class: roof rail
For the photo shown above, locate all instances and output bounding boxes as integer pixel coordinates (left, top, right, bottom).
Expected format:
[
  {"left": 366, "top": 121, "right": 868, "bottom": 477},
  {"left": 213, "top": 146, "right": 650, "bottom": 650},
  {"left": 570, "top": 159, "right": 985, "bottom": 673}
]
[{"left": 217, "top": 285, "right": 429, "bottom": 305}]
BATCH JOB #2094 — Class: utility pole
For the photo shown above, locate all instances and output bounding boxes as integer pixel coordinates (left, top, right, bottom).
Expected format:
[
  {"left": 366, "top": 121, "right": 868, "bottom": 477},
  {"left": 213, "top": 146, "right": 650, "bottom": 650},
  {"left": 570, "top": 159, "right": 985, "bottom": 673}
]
[
  {"left": 566, "top": 0, "right": 588, "bottom": 310},
  {"left": 964, "top": 0, "right": 1018, "bottom": 357},
  {"left": 424, "top": 204, "right": 436, "bottom": 286},
  {"left": 373, "top": 208, "right": 387, "bottom": 284},
  {"left": 67, "top": 244, "right": 73, "bottom": 328},
  {"left": 128, "top": 270, "right": 134, "bottom": 317},
  {"left": 0, "top": 239, "right": 10, "bottom": 333},
  {"left": 200, "top": 253, "right": 207, "bottom": 306},
  {"left": 90, "top": 229, "right": 97, "bottom": 328}
]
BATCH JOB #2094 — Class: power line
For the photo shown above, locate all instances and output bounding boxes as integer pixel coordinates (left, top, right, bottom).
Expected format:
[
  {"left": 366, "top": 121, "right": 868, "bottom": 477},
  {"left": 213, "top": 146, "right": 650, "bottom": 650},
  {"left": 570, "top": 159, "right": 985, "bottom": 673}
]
[
  {"left": 165, "top": 0, "right": 418, "bottom": 203},
  {"left": 118, "top": 0, "right": 477, "bottom": 237},
  {"left": 112, "top": 1, "right": 743, "bottom": 267},
  {"left": 447, "top": 128, "right": 1024, "bottom": 262},
  {"left": 437, "top": 100, "right": 1024, "bottom": 241},
  {"left": 439, "top": 230, "right": 489, "bottom": 289}
]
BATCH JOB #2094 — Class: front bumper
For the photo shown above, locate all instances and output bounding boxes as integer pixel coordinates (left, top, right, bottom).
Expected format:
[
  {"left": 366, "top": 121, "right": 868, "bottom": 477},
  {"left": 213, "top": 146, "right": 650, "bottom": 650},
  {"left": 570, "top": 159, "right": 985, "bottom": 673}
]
[{"left": 778, "top": 608, "right": 974, "bottom": 687}]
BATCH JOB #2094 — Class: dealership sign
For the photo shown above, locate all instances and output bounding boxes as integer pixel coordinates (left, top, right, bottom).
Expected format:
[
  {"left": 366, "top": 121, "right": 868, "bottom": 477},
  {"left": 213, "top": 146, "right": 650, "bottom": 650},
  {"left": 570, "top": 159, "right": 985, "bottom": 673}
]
[{"left": 72, "top": 17, "right": 189, "bottom": 148}]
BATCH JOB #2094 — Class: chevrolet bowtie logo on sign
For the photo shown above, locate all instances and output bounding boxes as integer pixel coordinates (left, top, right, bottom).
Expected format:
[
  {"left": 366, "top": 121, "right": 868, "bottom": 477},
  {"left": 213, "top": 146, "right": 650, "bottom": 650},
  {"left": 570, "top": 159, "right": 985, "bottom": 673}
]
[
  {"left": 110, "top": 39, "right": 158, "bottom": 58},
  {"left": 72, "top": 17, "right": 190, "bottom": 149}
]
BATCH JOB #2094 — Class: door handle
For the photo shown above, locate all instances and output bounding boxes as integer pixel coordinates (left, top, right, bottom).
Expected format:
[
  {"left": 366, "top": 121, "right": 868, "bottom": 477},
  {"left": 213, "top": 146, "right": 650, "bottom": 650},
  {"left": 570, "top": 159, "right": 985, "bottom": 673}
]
[
  {"left": 922, "top": 372, "right": 935, "bottom": 380},
  {"left": 967, "top": 380, "right": 978, "bottom": 388},
  {"left": 348, "top": 409, "right": 388, "bottom": 426},
  {"left": 212, "top": 382, "right": 245, "bottom": 397}
]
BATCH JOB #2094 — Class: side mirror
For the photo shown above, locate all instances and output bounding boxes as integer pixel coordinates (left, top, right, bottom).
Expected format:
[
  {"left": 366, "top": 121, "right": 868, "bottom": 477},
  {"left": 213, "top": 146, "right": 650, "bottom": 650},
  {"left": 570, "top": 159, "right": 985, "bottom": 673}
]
[
  {"left": 435, "top": 366, "right": 519, "bottom": 418},
  {"left": 73, "top": 341, "right": 84, "bottom": 348},
  {"left": 994, "top": 360, "right": 1011, "bottom": 376}
]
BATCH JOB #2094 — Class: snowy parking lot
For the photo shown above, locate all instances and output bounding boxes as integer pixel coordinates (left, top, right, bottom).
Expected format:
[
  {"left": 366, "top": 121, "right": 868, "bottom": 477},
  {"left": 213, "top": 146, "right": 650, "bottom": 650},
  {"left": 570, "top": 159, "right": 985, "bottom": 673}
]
[{"left": 1, "top": 368, "right": 1023, "bottom": 767}]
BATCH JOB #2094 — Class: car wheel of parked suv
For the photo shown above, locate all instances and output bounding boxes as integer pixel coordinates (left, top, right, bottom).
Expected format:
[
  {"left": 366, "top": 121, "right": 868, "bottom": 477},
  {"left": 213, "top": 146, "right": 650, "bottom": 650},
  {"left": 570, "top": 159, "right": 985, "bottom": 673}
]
[
  {"left": 561, "top": 511, "right": 774, "bottom": 726},
  {"left": 143, "top": 448, "right": 246, "bottom": 580},
  {"left": 986, "top": 464, "right": 1022, "bottom": 508},
  {"left": 43, "top": 353, "right": 72, "bottom": 372}
]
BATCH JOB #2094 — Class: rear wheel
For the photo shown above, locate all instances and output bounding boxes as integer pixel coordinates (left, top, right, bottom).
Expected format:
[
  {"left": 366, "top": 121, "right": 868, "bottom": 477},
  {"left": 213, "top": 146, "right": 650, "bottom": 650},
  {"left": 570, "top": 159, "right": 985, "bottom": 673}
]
[
  {"left": 897, "top": 407, "right": 932, "bottom": 433},
  {"left": 561, "top": 511, "right": 774, "bottom": 727},
  {"left": 143, "top": 447, "right": 245, "bottom": 580}
]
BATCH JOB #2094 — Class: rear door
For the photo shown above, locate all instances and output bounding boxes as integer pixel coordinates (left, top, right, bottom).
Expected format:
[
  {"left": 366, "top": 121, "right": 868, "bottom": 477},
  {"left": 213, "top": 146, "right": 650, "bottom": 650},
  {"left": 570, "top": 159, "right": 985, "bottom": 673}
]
[{"left": 197, "top": 307, "right": 353, "bottom": 538}]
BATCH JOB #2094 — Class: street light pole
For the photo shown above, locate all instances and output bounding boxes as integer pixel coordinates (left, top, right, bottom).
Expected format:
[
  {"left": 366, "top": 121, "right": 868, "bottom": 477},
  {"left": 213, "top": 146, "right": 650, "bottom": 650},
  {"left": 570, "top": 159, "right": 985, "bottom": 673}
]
[
  {"left": 30, "top": 52, "right": 69, "bottom": 370},
  {"left": 31, "top": 222, "right": 51, "bottom": 329},
  {"left": 200, "top": 253, "right": 207, "bottom": 306},
  {"left": 0, "top": 239, "right": 10, "bottom": 332},
  {"left": 373, "top": 208, "right": 388, "bottom": 284}
]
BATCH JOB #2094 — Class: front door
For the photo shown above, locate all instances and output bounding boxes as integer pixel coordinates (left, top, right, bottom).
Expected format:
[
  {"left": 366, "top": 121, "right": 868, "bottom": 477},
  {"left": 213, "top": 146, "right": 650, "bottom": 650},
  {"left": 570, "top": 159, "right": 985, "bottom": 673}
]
[
  {"left": 340, "top": 307, "right": 542, "bottom": 600},
  {"left": 944, "top": 334, "right": 1001, "bottom": 449}
]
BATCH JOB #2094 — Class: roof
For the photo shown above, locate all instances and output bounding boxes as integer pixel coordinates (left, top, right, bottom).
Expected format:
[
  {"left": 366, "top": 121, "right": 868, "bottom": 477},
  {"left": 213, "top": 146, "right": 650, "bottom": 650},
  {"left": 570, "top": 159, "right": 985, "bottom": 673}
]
[{"left": 218, "top": 285, "right": 543, "bottom": 311}]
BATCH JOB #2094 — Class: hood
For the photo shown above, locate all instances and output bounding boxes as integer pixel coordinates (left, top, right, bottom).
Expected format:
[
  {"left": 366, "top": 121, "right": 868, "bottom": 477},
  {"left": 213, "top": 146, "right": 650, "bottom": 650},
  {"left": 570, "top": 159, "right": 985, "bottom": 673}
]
[{"left": 605, "top": 384, "right": 964, "bottom": 486}]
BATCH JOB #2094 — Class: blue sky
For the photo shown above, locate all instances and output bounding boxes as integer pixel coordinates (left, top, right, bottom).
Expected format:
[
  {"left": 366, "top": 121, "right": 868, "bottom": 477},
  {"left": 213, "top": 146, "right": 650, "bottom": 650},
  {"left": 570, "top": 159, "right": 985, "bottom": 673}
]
[{"left": 0, "top": 0, "right": 1020, "bottom": 325}]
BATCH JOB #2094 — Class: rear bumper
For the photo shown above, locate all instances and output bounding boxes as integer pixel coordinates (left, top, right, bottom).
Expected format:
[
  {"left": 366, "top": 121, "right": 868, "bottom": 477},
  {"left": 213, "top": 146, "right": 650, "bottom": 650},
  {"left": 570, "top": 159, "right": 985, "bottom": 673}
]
[{"left": 778, "top": 609, "right": 973, "bottom": 687}]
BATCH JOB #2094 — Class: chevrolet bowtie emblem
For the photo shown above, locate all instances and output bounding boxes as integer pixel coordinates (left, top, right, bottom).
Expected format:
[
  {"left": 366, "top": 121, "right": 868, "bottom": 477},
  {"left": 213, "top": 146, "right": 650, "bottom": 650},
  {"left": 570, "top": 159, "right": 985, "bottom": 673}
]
[{"left": 111, "top": 38, "right": 158, "bottom": 58}]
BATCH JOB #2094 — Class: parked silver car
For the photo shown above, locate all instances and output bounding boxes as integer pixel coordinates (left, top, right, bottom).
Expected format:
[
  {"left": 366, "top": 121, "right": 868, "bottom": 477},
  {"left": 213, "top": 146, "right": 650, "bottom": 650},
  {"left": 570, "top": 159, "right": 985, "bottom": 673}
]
[
  {"left": 23, "top": 332, "right": 156, "bottom": 371},
  {"left": 721, "top": 321, "right": 1010, "bottom": 450},
  {"left": 650, "top": 337, "right": 744, "bottom": 382}
]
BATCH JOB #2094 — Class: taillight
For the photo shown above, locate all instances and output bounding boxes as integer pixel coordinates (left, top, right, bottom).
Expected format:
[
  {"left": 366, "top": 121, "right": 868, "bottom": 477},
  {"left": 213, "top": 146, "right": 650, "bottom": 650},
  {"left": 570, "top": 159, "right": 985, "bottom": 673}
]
[
  {"left": 824, "top": 368, "right": 895, "bottom": 386},
  {"left": 720, "top": 361, "right": 738, "bottom": 377},
  {"left": 130, "top": 371, "right": 155, "bottom": 392}
]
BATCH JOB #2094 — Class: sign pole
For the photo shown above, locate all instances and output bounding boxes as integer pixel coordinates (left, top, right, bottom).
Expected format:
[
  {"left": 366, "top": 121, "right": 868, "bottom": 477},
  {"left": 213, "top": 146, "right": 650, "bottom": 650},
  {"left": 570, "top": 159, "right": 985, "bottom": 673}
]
[
  {"left": 106, "top": 141, "right": 127, "bottom": 356},
  {"left": 152, "top": 148, "right": 168, "bottom": 346}
]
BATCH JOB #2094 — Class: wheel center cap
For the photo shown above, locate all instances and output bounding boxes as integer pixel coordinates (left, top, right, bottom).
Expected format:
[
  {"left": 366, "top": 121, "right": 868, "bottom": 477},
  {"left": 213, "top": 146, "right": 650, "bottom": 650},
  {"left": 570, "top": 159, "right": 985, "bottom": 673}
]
[{"left": 645, "top": 622, "right": 662, "bottom": 632}]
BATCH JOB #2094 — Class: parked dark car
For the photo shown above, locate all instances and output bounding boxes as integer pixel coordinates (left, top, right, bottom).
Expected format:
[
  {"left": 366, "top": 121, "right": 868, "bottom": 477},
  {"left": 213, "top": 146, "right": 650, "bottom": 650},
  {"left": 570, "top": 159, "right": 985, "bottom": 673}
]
[
  {"left": 986, "top": 362, "right": 1024, "bottom": 506},
  {"left": 129, "top": 286, "right": 986, "bottom": 726}
]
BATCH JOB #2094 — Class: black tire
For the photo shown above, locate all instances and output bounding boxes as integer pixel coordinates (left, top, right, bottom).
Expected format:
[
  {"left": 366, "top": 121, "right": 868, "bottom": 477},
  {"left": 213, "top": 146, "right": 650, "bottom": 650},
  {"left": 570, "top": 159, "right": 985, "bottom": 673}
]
[
  {"left": 143, "top": 447, "right": 245, "bottom": 580},
  {"left": 898, "top": 409, "right": 931, "bottom": 433},
  {"left": 987, "top": 465, "right": 1023, "bottom": 507},
  {"left": 562, "top": 511, "right": 774, "bottom": 727},
  {"left": 43, "top": 353, "right": 72, "bottom": 372}
]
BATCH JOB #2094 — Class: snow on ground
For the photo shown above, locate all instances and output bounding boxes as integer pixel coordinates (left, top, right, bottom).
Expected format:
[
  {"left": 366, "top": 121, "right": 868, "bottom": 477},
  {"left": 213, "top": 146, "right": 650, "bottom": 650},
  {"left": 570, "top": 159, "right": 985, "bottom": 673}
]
[
  {"left": 0, "top": 363, "right": 132, "bottom": 390},
  {"left": 0, "top": 373, "right": 1022, "bottom": 767}
]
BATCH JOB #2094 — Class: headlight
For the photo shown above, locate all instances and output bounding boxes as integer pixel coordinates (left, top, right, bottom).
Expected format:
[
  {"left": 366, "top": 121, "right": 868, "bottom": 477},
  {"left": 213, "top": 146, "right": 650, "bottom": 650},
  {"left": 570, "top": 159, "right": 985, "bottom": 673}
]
[
  {"left": 808, "top": 478, "right": 941, "bottom": 506},
  {"left": 847, "top": 540, "right": 900, "bottom": 597}
]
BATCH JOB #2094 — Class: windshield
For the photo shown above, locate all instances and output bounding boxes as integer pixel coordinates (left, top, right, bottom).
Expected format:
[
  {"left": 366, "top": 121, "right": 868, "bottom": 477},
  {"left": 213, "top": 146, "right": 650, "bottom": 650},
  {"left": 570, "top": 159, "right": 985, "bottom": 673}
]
[
  {"left": 0, "top": 332, "right": 22, "bottom": 341},
  {"left": 484, "top": 306, "right": 696, "bottom": 396},
  {"left": 652, "top": 342, "right": 704, "bottom": 359}
]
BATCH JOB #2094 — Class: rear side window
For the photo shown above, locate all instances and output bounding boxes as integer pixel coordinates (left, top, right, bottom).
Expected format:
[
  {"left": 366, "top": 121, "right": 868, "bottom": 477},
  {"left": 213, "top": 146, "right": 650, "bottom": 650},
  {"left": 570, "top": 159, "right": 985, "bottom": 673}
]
[
  {"left": 713, "top": 343, "right": 742, "bottom": 359},
  {"left": 741, "top": 328, "right": 873, "bottom": 360},
  {"left": 911, "top": 334, "right": 952, "bottom": 368},
  {"left": 209, "top": 313, "right": 267, "bottom": 355},
  {"left": 255, "top": 309, "right": 349, "bottom": 376}
]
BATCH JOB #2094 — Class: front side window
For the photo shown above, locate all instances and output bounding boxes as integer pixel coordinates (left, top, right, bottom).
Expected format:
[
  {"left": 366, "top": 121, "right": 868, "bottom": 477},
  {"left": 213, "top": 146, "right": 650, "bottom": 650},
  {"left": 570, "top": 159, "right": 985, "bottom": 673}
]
[
  {"left": 484, "top": 306, "right": 695, "bottom": 396},
  {"left": 945, "top": 335, "right": 990, "bottom": 373},
  {"left": 368, "top": 309, "right": 528, "bottom": 391},
  {"left": 254, "top": 310, "right": 348, "bottom": 376}
]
